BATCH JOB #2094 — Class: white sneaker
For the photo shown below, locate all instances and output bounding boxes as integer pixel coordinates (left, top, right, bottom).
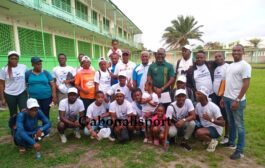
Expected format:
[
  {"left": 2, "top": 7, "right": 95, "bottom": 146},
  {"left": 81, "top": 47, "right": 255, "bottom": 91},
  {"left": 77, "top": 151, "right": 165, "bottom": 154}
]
[
  {"left": 207, "top": 139, "right": 218, "bottom": 152},
  {"left": 108, "top": 136, "right": 115, "bottom": 142},
  {"left": 220, "top": 137, "right": 229, "bottom": 144},
  {"left": 60, "top": 134, "right": 67, "bottom": 143},
  {"left": 74, "top": 130, "right": 81, "bottom": 139}
]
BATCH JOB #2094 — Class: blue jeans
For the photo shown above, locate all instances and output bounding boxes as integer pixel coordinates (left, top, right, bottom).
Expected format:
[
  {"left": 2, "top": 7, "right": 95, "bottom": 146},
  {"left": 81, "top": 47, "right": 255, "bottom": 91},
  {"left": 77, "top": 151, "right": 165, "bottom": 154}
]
[{"left": 224, "top": 97, "right": 246, "bottom": 152}]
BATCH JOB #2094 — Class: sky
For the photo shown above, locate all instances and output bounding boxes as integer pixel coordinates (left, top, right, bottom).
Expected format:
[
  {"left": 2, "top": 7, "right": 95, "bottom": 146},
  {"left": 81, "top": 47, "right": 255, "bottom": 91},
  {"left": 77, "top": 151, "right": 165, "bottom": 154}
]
[{"left": 112, "top": 0, "right": 265, "bottom": 50}]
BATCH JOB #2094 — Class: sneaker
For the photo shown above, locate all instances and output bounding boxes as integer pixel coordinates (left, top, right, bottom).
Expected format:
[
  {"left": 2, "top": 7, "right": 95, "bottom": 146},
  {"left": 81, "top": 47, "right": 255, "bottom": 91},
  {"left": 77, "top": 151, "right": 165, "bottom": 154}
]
[
  {"left": 180, "top": 141, "right": 192, "bottom": 151},
  {"left": 154, "top": 139, "right": 159, "bottom": 146},
  {"left": 108, "top": 136, "right": 115, "bottom": 142},
  {"left": 207, "top": 139, "right": 218, "bottom": 152},
  {"left": 143, "top": 138, "right": 148, "bottom": 143},
  {"left": 45, "top": 133, "right": 50, "bottom": 137},
  {"left": 74, "top": 130, "right": 81, "bottom": 139},
  {"left": 230, "top": 150, "right": 244, "bottom": 160},
  {"left": 220, "top": 136, "right": 229, "bottom": 144},
  {"left": 60, "top": 134, "right": 67, "bottom": 143},
  {"left": 223, "top": 143, "right": 236, "bottom": 150}
]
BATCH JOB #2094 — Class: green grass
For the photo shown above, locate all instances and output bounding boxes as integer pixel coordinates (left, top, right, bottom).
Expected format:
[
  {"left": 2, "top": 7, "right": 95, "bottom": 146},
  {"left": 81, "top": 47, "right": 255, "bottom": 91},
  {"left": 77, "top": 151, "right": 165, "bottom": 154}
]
[{"left": 0, "top": 69, "right": 265, "bottom": 168}]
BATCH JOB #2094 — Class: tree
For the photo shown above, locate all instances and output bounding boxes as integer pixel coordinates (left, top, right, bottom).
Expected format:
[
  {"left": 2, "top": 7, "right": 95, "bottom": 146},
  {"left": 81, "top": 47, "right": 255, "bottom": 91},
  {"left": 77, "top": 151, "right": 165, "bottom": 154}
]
[
  {"left": 162, "top": 15, "right": 204, "bottom": 49},
  {"left": 248, "top": 38, "right": 262, "bottom": 48},
  {"left": 204, "top": 41, "right": 223, "bottom": 50}
]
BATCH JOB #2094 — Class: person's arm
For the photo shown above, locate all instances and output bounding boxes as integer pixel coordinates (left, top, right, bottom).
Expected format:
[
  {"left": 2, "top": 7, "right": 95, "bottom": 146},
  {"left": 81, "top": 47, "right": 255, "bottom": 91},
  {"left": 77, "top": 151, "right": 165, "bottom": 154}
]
[
  {"left": 100, "top": 112, "right": 110, "bottom": 118},
  {"left": 59, "top": 111, "right": 75, "bottom": 126},
  {"left": 38, "top": 110, "right": 51, "bottom": 132},
  {"left": 0, "top": 80, "right": 5, "bottom": 105},
  {"left": 16, "top": 113, "right": 36, "bottom": 146},
  {"left": 164, "top": 119, "right": 169, "bottom": 147},
  {"left": 50, "top": 81, "right": 57, "bottom": 104},
  {"left": 202, "top": 113, "right": 225, "bottom": 127}
]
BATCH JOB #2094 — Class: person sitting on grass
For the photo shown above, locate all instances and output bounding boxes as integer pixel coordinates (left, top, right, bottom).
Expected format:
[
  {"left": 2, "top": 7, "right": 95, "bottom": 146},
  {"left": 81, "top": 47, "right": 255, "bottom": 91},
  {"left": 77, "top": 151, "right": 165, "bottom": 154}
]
[
  {"left": 14, "top": 98, "right": 51, "bottom": 154},
  {"left": 151, "top": 104, "right": 168, "bottom": 149},
  {"left": 57, "top": 87, "right": 85, "bottom": 143},
  {"left": 131, "top": 88, "right": 144, "bottom": 133},
  {"left": 195, "top": 86, "right": 225, "bottom": 152},
  {"left": 166, "top": 89, "right": 196, "bottom": 151},
  {"left": 109, "top": 89, "right": 136, "bottom": 143},
  {"left": 142, "top": 81, "right": 159, "bottom": 143},
  {"left": 84, "top": 91, "right": 115, "bottom": 141}
]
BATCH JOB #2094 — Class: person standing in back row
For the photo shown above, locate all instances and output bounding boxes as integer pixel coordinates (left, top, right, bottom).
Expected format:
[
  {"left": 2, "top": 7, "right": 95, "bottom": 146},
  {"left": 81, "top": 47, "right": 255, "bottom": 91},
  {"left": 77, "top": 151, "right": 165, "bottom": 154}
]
[
  {"left": 222, "top": 44, "right": 251, "bottom": 160},
  {"left": 0, "top": 51, "right": 27, "bottom": 117}
]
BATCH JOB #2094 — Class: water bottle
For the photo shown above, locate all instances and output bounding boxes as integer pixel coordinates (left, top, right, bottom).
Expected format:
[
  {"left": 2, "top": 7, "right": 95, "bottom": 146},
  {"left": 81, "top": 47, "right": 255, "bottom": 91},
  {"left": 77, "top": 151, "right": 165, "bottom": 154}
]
[{"left": 35, "top": 151, "right": 41, "bottom": 160}]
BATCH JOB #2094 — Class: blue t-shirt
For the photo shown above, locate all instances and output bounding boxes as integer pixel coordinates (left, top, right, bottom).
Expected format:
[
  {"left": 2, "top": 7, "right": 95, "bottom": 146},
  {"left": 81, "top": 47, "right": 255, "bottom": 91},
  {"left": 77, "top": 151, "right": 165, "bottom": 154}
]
[
  {"left": 132, "top": 63, "right": 150, "bottom": 91},
  {"left": 27, "top": 71, "right": 53, "bottom": 99},
  {"left": 110, "top": 64, "right": 118, "bottom": 86}
]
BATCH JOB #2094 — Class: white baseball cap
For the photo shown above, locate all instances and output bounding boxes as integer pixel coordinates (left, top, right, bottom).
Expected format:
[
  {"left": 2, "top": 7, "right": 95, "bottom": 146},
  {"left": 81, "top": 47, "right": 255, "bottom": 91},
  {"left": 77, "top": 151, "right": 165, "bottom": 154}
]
[
  {"left": 27, "top": 98, "right": 40, "bottom": 109},
  {"left": 115, "top": 88, "right": 125, "bottom": 95},
  {"left": 81, "top": 55, "right": 91, "bottom": 62},
  {"left": 197, "top": 86, "right": 210, "bottom": 98},
  {"left": 8, "top": 51, "right": 20, "bottom": 57},
  {"left": 98, "top": 57, "right": 107, "bottom": 63},
  {"left": 67, "top": 87, "right": 78, "bottom": 94},
  {"left": 182, "top": 45, "right": 192, "bottom": 51},
  {"left": 177, "top": 75, "right": 187, "bottom": 83},
  {"left": 175, "top": 89, "right": 187, "bottom": 97},
  {"left": 118, "top": 71, "right": 127, "bottom": 77}
]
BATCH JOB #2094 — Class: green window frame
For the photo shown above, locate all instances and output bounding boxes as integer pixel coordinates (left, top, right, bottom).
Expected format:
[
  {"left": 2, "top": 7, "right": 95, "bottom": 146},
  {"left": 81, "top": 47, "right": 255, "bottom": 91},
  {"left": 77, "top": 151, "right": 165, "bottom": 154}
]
[
  {"left": 0, "top": 23, "right": 15, "bottom": 55},
  {"left": 75, "top": 1, "right": 88, "bottom": 21},
  {"left": 103, "top": 17, "right": 110, "bottom": 31},
  {"left": 118, "top": 27, "right": 123, "bottom": 37},
  {"left": 91, "top": 10, "right": 98, "bottom": 26},
  {"left": 52, "top": 0, "right": 71, "bottom": 13}
]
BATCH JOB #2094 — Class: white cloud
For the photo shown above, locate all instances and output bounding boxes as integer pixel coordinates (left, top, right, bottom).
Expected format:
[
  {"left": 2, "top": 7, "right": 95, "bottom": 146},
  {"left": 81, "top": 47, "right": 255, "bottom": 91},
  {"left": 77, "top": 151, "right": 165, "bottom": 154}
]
[{"left": 112, "top": 0, "right": 265, "bottom": 50}]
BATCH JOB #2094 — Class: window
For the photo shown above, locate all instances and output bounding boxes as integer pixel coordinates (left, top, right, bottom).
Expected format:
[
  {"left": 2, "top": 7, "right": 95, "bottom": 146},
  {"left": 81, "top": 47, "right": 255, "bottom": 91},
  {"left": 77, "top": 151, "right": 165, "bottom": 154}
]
[
  {"left": 123, "top": 30, "right": 127, "bottom": 39},
  {"left": 91, "top": 10, "right": 98, "bottom": 25},
  {"left": 118, "top": 27, "right": 123, "bottom": 37},
  {"left": 103, "top": 17, "right": 110, "bottom": 31},
  {"left": 52, "top": 0, "right": 71, "bottom": 13},
  {"left": 75, "top": 1, "right": 88, "bottom": 20}
]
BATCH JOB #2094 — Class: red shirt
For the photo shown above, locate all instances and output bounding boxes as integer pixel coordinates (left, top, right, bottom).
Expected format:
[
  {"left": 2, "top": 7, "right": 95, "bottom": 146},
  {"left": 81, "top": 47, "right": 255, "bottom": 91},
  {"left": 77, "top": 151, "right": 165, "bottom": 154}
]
[{"left": 152, "top": 114, "right": 167, "bottom": 127}]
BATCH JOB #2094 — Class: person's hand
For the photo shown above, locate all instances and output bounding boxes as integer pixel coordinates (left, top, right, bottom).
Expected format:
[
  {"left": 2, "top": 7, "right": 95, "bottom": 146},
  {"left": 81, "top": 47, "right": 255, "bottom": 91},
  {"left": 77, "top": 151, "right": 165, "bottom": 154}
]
[
  {"left": 202, "top": 113, "right": 211, "bottom": 122},
  {"left": 154, "top": 87, "right": 162, "bottom": 97},
  {"left": 52, "top": 96, "right": 57, "bottom": 105},
  {"left": 74, "top": 120, "right": 81, "bottom": 128},
  {"left": 109, "top": 72, "right": 114, "bottom": 78},
  {"left": 91, "top": 131, "right": 98, "bottom": 138},
  {"left": 220, "top": 98, "right": 224, "bottom": 108},
  {"left": 62, "top": 80, "right": 70, "bottom": 84},
  {"left": 82, "top": 89, "right": 89, "bottom": 94},
  {"left": 231, "top": 100, "right": 239, "bottom": 111},
  {"left": 127, "top": 79, "right": 132, "bottom": 89},
  {"left": 33, "top": 143, "right": 41, "bottom": 151},
  {"left": 36, "top": 130, "right": 43, "bottom": 138},
  {"left": 176, "top": 119, "right": 185, "bottom": 128}
]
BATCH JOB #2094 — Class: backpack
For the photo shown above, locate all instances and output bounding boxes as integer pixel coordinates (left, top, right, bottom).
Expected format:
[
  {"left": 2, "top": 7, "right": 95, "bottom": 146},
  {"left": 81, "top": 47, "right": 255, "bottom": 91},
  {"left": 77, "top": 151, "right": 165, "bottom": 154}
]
[{"left": 25, "top": 69, "right": 49, "bottom": 84}]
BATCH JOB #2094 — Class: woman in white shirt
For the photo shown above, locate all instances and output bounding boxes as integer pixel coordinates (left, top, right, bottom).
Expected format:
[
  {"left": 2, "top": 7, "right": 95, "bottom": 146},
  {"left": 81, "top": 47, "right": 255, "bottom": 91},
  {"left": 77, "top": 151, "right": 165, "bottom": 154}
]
[{"left": 0, "top": 51, "right": 27, "bottom": 117}]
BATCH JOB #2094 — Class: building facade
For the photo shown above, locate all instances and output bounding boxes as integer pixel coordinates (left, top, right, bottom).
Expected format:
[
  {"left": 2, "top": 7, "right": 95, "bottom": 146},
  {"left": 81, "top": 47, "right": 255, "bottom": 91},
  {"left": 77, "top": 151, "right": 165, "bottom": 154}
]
[{"left": 0, "top": 0, "right": 143, "bottom": 70}]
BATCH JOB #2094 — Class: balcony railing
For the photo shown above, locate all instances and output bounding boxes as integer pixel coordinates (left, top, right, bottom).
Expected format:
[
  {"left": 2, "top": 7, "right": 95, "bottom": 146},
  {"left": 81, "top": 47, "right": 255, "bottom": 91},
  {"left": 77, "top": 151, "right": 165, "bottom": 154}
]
[{"left": 11, "top": 0, "right": 142, "bottom": 49}]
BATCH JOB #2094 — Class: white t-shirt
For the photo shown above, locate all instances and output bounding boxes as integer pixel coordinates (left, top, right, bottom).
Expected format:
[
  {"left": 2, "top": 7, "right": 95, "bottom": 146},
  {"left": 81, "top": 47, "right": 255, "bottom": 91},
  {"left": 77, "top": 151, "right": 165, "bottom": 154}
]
[
  {"left": 86, "top": 102, "right": 108, "bottom": 119},
  {"left": 224, "top": 60, "right": 251, "bottom": 100},
  {"left": 175, "top": 57, "right": 193, "bottom": 77},
  {"left": 109, "top": 100, "right": 136, "bottom": 119},
  {"left": 142, "top": 92, "right": 159, "bottom": 113},
  {"left": 166, "top": 99, "right": 194, "bottom": 120},
  {"left": 107, "top": 48, "right": 122, "bottom": 58},
  {"left": 195, "top": 101, "right": 223, "bottom": 135},
  {"left": 194, "top": 64, "right": 213, "bottom": 94},
  {"left": 59, "top": 98, "right": 85, "bottom": 119},
  {"left": 131, "top": 101, "right": 143, "bottom": 117},
  {"left": 94, "top": 70, "right": 111, "bottom": 94},
  {"left": 114, "top": 61, "right": 136, "bottom": 80},
  {"left": 52, "top": 66, "right": 76, "bottom": 93},
  {"left": 0, "top": 64, "right": 27, "bottom": 95},
  {"left": 132, "top": 63, "right": 150, "bottom": 92},
  {"left": 213, "top": 63, "right": 229, "bottom": 95},
  {"left": 107, "top": 83, "right": 132, "bottom": 102}
]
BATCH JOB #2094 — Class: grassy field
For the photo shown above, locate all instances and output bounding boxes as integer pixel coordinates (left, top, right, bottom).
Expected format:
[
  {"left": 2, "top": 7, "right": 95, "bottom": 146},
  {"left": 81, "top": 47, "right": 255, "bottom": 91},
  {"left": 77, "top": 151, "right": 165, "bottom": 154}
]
[{"left": 0, "top": 68, "right": 264, "bottom": 168}]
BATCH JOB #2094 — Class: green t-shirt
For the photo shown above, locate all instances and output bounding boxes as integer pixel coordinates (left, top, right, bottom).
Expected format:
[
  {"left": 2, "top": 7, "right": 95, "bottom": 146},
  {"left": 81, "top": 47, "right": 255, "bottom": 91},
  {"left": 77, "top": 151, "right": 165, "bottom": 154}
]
[{"left": 147, "top": 61, "right": 174, "bottom": 91}]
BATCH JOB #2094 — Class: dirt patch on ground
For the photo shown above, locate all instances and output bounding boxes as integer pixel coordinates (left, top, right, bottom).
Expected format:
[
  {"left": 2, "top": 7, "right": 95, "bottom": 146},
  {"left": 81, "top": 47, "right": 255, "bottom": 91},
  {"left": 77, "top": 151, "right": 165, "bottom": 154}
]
[{"left": 0, "top": 135, "right": 12, "bottom": 144}]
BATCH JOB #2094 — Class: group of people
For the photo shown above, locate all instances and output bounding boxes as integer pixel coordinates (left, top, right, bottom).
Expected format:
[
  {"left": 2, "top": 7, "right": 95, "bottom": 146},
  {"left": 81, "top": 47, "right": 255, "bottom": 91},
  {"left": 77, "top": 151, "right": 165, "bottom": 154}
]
[{"left": 0, "top": 39, "right": 251, "bottom": 160}]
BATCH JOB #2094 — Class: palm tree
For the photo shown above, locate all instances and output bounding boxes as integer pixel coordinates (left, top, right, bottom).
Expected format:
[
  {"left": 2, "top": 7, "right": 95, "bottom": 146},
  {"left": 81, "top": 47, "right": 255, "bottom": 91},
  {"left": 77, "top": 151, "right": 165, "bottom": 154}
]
[
  {"left": 248, "top": 38, "right": 262, "bottom": 48},
  {"left": 162, "top": 15, "right": 204, "bottom": 49},
  {"left": 204, "top": 41, "right": 223, "bottom": 50}
]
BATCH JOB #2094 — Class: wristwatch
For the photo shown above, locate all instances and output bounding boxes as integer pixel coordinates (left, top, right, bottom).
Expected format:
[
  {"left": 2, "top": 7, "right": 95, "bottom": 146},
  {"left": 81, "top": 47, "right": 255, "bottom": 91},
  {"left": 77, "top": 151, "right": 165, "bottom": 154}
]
[
  {"left": 183, "top": 118, "right": 186, "bottom": 122},
  {"left": 235, "top": 98, "right": 241, "bottom": 102},
  {"left": 211, "top": 118, "right": 214, "bottom": 123}
]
